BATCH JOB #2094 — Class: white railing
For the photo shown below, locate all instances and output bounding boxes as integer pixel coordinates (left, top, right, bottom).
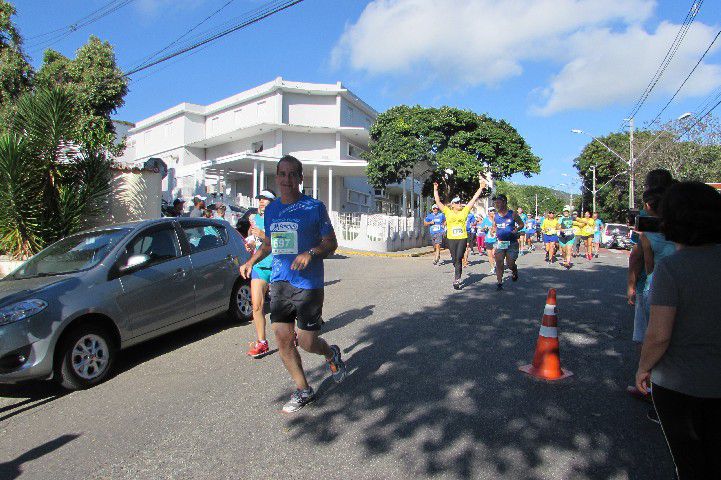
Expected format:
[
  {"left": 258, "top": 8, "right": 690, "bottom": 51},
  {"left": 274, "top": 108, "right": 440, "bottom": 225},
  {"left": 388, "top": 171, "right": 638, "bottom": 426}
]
[{"left": 331, "top": 212, "right": 429, "bottom": 252}]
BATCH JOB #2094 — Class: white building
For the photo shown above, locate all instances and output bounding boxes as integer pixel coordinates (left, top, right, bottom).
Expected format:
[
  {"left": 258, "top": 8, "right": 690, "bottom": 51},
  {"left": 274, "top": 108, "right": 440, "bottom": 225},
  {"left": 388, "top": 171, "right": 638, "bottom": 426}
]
[{"left": 117, "top": 78, "right": 430, "bottom": 251}]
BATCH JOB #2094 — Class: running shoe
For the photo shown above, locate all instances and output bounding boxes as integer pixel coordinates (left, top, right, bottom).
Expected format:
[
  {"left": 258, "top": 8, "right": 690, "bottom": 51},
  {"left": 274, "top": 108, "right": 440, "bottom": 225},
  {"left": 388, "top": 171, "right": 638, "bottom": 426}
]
[
  {"left": 282, "top": 387, "right": 315, "bottom": 413},
  {"left": 433, "top": 259, "right": 438, "bottom": 265},
  {"left": 246, "top": 340, "right": 269, "bottom": 358},
  {"left": 327, "top": 345, "right": 347, "bottom": 383},
  {"left": 511, "top": 268, "right": 519, "bottom": 281},
  {"left": 489, "top": 267, "right": 496, "bottom": 275},
  {"left": 545, "top": 252, "right": 549, "bottom": 261},
  {"left": 496, "top": 283, "right": 503, "bottom": 291}
]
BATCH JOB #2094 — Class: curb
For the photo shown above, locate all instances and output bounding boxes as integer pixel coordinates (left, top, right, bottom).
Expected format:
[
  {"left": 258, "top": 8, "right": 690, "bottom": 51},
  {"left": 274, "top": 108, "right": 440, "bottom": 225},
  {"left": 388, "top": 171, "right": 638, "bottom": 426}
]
[{"left": 335, "top": 247, "right": 435, "bottom": 258}]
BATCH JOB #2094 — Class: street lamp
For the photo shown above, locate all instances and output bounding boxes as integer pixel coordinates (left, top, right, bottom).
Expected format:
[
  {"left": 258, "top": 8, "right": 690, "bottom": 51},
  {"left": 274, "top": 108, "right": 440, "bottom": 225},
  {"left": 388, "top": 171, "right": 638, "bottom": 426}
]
[{"left": 572, "top": 112, "right": 691, "bottom": 210}]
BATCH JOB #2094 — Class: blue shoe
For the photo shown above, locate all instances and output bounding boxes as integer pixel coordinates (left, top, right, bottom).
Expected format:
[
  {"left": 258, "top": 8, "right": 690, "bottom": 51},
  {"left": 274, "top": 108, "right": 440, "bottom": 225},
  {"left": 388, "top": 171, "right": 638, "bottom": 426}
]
[{"left": 328, "top": 345, "right": 347, "bottom": 383}]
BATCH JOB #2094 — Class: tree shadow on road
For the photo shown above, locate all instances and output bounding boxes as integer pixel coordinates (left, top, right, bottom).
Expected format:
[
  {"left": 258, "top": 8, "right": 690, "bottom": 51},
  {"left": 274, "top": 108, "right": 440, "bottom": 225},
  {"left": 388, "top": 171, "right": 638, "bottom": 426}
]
[{"left": 283, "top": 261, "right": 674, "bottom": 479}]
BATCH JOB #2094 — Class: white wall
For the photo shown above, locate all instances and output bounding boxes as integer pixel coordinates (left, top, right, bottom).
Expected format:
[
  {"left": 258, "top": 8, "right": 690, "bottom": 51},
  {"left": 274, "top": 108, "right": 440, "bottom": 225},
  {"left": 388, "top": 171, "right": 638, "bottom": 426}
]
[
  {"left": 206, "top": 132, "right": 278, "bottom": 161},
  {"left": 283, "top": 93, "right": 338, "bottom": 127},
  {"left": 282, "top": 132, "right": 337, "bottom": 160},
  {"left": 340, "top": 97, "right": 374, "bottom": 129},
  {"left": 205, "top": 92, "right": 278, "bottom": 137}
]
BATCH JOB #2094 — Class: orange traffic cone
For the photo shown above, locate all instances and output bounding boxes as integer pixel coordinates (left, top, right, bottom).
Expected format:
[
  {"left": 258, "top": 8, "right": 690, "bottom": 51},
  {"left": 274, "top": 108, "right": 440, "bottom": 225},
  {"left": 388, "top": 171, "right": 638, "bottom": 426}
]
[{"left": 519, "top": 288, "right": 572, "bottom": 380}]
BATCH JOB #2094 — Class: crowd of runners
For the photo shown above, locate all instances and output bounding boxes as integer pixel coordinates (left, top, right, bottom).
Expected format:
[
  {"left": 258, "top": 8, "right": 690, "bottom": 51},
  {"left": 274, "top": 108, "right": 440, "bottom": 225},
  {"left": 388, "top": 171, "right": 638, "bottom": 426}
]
[{"left": 424, "top": 177, "right": 606, "bottom": 290}]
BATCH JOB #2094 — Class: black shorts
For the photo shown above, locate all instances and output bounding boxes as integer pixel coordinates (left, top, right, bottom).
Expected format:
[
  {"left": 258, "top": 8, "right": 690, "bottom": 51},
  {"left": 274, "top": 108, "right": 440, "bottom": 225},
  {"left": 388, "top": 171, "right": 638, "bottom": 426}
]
[{"left": 269, "top": 281, "right": 324, "bottom": 331}]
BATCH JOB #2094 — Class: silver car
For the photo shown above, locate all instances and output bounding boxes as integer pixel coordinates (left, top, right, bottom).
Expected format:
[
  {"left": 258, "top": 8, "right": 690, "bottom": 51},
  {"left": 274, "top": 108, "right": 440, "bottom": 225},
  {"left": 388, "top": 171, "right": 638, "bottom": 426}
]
[{"left": 0, "top": 217, "right": 252, "bottom": 390}]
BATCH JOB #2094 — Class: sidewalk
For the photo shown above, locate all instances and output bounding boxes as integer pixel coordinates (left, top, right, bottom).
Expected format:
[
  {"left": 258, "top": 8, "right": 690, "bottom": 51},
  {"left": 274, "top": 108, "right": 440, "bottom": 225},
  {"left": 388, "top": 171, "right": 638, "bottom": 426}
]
[{"left": 335, "top": 245, "right": 435, "bottom": 258}]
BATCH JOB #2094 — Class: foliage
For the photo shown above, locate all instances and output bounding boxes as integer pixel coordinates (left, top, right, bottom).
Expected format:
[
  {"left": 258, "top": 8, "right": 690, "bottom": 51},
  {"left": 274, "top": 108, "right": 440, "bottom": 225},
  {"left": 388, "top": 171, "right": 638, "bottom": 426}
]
[
  {"left": 0, "top": 2, "right": 127, "bottom": 154},
  {"left": 0, "top": 87, "right": 112, "bottom": 258},
  {"left": 574, "top": 115, "right": 721, "bottom": 222},
  {"left": 365, "top": 105, "right": 540, "bottom": 201},
  {"left": 36, "top": 37, "right": 128, "bottom": 154},
  {"left": 494, "top": 181, "right": 567, "bottom": 216},
  {"left": 0, "top": 0, "right": 33, "bottom": 124}
]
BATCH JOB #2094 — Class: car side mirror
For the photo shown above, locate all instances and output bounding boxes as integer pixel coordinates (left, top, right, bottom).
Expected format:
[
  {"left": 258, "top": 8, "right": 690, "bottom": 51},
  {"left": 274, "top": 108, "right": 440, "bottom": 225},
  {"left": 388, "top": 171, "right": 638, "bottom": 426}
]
[{"left": 119, "top": 254, "right": 151, "bottom": 273}]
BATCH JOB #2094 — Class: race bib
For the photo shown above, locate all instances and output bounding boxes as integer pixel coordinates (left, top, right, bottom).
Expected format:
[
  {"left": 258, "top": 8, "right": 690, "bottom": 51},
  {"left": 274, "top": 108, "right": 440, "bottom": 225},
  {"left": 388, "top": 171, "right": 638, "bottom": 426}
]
[
  {"left": 497, "top": 240, "right": 510, "bottom": 250},
  {"left": 452, "top": 227, "right": 464, "bottom": 236},
  {"left": 271, "top": 231, "right": 298, "bottom": 255},
  {"left": 562, "top": 228, "right": 574, "bottom": 236},
  {"left": 430, "top": 224, "right": 441, "bottom": 233}
]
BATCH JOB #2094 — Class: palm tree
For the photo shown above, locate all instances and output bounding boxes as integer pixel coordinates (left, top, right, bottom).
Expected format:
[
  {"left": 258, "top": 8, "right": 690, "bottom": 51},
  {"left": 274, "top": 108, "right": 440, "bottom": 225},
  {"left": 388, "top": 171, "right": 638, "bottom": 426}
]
[{"left": 0, "top": 86, "right": 111, "bottom": 258}]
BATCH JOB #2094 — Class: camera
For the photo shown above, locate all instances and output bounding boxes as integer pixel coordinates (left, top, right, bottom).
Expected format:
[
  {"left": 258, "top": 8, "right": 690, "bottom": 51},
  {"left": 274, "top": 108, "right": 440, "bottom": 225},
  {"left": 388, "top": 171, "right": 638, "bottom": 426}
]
[{"left": 635, "top": 215, "right": 662, "bottom": 233}]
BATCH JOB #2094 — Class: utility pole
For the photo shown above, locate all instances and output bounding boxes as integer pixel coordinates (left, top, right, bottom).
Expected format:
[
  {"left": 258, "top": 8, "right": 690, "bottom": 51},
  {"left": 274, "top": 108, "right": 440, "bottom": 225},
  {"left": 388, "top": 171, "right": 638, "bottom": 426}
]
[
  {"left": 591, "top": 166, "right": 597, "bottom": 213},
  {"left": 629, "top": 117, "right": 635, "bottom": 209},
  {"left": 535, "top": 193, "right": 538, "bottom": 217}
]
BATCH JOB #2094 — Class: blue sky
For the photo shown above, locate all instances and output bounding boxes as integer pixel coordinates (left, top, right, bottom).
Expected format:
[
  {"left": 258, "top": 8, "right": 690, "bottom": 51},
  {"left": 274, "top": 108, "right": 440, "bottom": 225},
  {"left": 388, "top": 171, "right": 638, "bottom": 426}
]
[{"left": 12, "top": 0, "right": 721, "bottom": 191}]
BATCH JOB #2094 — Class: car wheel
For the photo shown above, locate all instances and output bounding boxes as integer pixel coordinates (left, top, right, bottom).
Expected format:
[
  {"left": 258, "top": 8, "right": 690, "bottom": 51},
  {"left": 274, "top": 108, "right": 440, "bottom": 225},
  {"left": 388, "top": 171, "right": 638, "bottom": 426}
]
[
  {"left": 230, "top": 279, "right": 253, "bottom": 322},
  {"left": 55, "top": 325, "right": 116, "bottom": 390}
]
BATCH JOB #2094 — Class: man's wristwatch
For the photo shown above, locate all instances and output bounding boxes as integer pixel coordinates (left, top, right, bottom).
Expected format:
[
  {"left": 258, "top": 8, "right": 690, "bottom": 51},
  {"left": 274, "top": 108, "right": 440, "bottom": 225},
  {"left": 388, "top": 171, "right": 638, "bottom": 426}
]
[{"left": 308, "top": 248, "right": 317, "bottom": 258}]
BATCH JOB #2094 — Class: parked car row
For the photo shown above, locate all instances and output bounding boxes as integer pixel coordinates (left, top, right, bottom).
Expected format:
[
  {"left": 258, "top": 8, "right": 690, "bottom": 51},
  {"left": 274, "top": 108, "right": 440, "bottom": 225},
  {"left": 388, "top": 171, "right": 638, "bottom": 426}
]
[{"left": 0, "top": 217, "right": 252, "bottom": 390}]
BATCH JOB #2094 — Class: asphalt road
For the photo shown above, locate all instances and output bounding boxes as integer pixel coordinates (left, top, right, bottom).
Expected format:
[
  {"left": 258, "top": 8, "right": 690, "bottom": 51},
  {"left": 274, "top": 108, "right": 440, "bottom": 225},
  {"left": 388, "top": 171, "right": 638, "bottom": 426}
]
[{"left": 0, "top": 247, "right": 674, "bottom": 479}]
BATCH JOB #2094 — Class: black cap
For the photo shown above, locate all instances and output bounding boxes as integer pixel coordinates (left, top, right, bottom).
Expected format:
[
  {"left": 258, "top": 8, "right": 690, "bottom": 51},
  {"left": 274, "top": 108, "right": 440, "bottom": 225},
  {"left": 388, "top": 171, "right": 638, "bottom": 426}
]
[{"left": 492, "top": 194, "right": 508, "bottom": 201}]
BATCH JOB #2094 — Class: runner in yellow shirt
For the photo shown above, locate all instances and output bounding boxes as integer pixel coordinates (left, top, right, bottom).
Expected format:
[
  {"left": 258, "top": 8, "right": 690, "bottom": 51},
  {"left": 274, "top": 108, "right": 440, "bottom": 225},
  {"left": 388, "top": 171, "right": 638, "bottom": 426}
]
[
  {"left": 541, "top": 212, "right": 559, "bottom": 263},
  {"left": 580, "top": 211, "right": 595, "bottom": 260},
  {"left": 433, "top": 173, "right": 488, "bottom": 290}
]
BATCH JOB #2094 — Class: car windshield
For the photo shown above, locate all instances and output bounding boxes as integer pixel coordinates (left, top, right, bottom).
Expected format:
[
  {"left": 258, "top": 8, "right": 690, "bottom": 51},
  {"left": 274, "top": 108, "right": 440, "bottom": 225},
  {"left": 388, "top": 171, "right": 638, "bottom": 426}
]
[{"left": 8, "top": 228, "right": 131, "bottom": 279}]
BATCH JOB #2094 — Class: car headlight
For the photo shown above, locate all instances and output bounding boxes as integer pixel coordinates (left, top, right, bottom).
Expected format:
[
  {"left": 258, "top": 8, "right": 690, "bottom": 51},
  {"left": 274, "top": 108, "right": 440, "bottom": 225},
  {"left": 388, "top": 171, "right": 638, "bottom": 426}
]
[{"left": 0, "top": 299, "right": 48, "bottom": 326}]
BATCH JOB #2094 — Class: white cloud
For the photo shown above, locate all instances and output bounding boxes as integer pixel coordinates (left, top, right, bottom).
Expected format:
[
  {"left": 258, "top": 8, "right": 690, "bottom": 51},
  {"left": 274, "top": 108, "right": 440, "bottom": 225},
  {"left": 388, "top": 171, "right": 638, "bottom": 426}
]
[{"left": 332, "top": 0, "right": 721, "bottom": 115}]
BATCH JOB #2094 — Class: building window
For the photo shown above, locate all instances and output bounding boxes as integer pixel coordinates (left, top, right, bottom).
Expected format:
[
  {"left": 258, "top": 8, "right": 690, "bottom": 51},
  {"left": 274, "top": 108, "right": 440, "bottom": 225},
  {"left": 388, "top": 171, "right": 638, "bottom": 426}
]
[
  {"left": 347, "top": 189, "right": 370, "bottom": 206},
  {"left": 348, "top": 143, "right": 365, "bottom": 158},
  {"left": 374, "top": 188, "right": 385, "bottom": 197},
  {"left": 251, "top": 141, "right": 263, "bottom": 153}
]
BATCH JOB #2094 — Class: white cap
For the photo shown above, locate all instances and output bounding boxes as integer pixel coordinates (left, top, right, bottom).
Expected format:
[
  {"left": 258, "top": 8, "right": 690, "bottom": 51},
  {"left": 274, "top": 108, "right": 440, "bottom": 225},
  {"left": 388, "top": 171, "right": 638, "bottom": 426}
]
[
  {"left": 431, "top": 204, "right": 439, "bottom": 209},
  {"left": 256, "top": 190, "right": 276, "bottom": 201},
  {"left": 451, "top": 197, "right": 461, "bottom": 204},
  {"left": 194, "top": 195, "right": 207, "bottom": 201}
]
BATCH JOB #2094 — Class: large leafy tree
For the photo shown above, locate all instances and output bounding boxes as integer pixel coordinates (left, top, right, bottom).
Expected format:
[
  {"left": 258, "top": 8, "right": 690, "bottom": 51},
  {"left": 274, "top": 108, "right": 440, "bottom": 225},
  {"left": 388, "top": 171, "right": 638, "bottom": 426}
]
[
  {"left": 0, "top": 87, "right": 112, "bottom": 258},
  {"left": 574, "top": 115, "right": 721, "bottom": 221},
  {"left": 35, "top": 37, "right": 128, "bottom": 154},
  {"left": 365, "top": 106, "right": 540, "bottom": 201},
  {"left": 0, "top": 0, "right": 33, "bottom": 123},
  {"left": 0, "top": 1, "right": 127, "bottom": 154},
  {"left": 494, "top": 181, "right": 567, "bottom": 215}
]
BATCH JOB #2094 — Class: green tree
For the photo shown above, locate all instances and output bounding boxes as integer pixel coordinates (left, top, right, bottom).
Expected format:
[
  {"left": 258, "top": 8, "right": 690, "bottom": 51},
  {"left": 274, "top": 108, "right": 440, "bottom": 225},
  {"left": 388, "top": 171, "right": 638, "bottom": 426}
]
[
  {"left": 365, "top": 106, "right": 540, "bottom": 201},
  {"left": 0, "top": 87, "right": 112, "bottom": 258},
  {"left": 36, "top": 36, "right": 128, "bottom": 154},
  {"left": 574, "top": 115, "right": 721, "bottom": 221},
  {"left": 0, "top": 0, "right": 33, "bottom": 124},
  {"left": 495, "top": 181, "right": 567, "bottom": 215}
]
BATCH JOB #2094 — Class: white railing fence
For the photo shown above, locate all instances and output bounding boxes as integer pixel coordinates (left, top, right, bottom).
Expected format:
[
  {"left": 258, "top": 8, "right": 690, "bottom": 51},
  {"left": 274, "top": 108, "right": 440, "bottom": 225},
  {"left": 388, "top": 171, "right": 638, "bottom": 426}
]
[{"left": 331, "top": 212, "right": 429, "bottom": 252}]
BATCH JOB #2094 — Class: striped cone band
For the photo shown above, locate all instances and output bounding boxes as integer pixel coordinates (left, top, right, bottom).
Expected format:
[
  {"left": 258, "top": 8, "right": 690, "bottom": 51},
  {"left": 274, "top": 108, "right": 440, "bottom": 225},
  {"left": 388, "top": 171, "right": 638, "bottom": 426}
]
[
  {"left": 538, "top": 325, "right": 558, "bottom": 338},
  {"left": 543, "top": 304, "right": 556, "bottom": 316}
]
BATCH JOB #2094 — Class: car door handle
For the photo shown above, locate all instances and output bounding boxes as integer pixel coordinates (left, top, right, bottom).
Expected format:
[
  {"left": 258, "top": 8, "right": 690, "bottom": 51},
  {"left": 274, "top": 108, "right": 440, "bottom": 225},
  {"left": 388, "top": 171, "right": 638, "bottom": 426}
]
[{"left": 173, "top": 268, "right": 187, "bottom": 280}]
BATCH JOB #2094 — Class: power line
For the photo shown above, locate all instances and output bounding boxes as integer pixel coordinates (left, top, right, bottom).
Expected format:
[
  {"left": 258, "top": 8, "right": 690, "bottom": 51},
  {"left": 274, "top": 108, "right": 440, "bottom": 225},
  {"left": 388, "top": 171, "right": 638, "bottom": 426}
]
[
  {"left": 125, "top": 0, "right": 305, "bottom": 77},
  {"left": 27, "top": 0, "right": 136, "bottom": 52},
  {"left": 620, "top": 0, "right": 702, "bottom": 129},
  {"left": 127, "top": 0, "right": 238, "bottom": 73},
  {"left": 648, "top": 26, "right": 721, "bottom": 126}
]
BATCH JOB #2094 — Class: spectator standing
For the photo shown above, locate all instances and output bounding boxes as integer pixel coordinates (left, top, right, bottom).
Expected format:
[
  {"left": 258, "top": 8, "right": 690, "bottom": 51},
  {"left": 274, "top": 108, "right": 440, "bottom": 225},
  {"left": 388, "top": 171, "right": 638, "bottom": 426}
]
[
  {"left": 168, "top": 198, "right": 185, "bottom": 217},
  {"left": 636, "top": 181, "right": 721, "bottom": 479},
  {"left": 189, "top": 196, "right": 207, "bottom": 217}
]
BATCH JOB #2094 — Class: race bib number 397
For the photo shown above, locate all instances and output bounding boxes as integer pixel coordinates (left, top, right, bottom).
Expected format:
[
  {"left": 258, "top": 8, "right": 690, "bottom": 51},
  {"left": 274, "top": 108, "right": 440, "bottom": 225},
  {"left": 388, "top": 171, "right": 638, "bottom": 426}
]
[{"left": 271, "top": 231, "right": 298, "bottom": 255}]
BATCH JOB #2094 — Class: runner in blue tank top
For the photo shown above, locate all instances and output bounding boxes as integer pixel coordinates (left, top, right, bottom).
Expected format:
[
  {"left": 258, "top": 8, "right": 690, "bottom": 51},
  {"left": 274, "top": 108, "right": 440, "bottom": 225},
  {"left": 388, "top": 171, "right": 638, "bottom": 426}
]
[{"left": 491, "top": 194, "right": 524, "bottom": 290}]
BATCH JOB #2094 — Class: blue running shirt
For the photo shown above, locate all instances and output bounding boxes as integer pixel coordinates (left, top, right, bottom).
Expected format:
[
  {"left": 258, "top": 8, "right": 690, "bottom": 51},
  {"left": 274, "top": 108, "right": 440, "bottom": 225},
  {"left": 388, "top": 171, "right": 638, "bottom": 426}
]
[
  {"left": 263, "top": 195, "right": 334, "bottom": 290},
  {"left": 424, "top": 212, "right": 445, "bottom": 234},
  {"left": 494, "top": 210, "right": 517, "bottom": 242},
  {"left": 252, "top": 213, "right": 273, "bottom": 270}
]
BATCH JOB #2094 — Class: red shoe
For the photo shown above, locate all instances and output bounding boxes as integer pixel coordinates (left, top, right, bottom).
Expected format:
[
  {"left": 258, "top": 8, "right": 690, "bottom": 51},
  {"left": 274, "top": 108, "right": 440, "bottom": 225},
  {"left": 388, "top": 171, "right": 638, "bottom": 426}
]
[{"left": 247, "top": 340, "right": 269, "bottom": 358}]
